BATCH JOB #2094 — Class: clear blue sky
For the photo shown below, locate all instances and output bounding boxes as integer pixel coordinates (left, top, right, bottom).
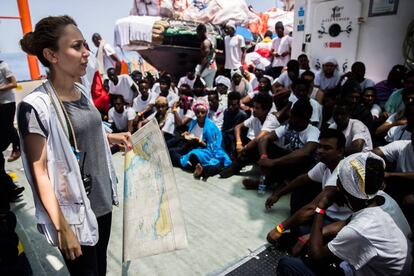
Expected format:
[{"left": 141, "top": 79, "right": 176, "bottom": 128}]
[{"left": 0, "top": 0, "right": 279, "bottom": 54}]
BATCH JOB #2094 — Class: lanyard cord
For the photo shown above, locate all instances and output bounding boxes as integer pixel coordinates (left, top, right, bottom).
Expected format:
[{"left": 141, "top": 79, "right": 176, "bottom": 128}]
[{"left": 47, "top": 81, "right": 80, "bottom": 153}]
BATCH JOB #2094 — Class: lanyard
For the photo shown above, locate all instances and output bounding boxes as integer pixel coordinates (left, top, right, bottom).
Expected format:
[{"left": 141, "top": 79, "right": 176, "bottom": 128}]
[{"left": 46, "top": 81, "right": 81, "bottom": 162}]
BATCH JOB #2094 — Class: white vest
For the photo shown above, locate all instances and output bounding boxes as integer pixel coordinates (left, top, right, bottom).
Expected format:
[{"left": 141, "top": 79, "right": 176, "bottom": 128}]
[{"left": 18, "top": 80, "right": 118, "bottom": 246}]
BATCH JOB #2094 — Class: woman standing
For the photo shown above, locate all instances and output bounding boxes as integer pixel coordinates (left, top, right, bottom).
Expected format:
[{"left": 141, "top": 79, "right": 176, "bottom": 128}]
[{"left": 18, "top": 16, "right": 131, "bottom": 275}]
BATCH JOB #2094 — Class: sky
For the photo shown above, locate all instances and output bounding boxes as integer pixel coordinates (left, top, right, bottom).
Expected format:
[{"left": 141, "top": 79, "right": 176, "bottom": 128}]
[{"left": 0, "top": 0, "right": 279, "bottom": 54}]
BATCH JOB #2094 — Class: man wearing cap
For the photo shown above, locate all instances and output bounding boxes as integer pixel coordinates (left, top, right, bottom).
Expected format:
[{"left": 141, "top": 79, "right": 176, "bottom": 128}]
[
  {"left": 224, "top": 20, "right": 246, "bottom": 78},
  {"left": 277, "top": 152, "right": 412, "bottom": 275},
  {"left": 270, "top": 21, "right": 291, "bottom": 79}
]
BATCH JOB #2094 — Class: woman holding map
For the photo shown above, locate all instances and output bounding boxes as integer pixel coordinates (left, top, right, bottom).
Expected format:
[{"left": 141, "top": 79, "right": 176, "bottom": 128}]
[
  {"left": 18, "top": 15, "right": 131, "bottom": 275},
  {"left": 170, "top": 99, "right": 232, "bottom": 179}
]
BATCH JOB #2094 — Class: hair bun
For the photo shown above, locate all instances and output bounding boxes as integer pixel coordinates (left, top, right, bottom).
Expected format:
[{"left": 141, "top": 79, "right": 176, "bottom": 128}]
[{"left": 20, "top": 32, "right": 37, "bottom": 56}]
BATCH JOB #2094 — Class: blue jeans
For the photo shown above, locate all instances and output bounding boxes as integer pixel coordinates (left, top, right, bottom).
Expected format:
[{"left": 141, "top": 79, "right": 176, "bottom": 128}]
[{"left": 277, "top": 256, "right": 316, "bottom": 276}]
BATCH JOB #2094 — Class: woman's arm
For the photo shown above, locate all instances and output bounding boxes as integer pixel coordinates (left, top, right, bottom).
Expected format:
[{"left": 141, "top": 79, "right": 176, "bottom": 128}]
[
  {"left": 23, "top": 134, "right": 82, "bottom": 260},
  {"left": 107, "top": 132, "right": 132, "bottom": 151}
]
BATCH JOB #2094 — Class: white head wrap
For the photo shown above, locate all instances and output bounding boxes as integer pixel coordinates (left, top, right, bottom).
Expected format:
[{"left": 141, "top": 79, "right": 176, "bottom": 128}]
[
  {"left": 215, "top": 75, "right": 231, "bottom": 88},
  {"left": 226, "top": 20, "right": 236, "bottom": 31},
  {"left": 322, "top": 56, "right": 338, "bottom": 66},
  {"left": 338, "top": 152, "right": 385, "bottom": 200},
  {"left": 263, "top": 75, "right": 274, "bottom": 83},
  {"left": 231, "top": 68, "right": 243, "bottom": 78}
]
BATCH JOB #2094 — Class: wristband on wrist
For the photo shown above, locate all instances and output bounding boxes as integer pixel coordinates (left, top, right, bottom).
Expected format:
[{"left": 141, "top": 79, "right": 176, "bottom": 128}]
[
  {"left": 260, "top": 154, "right": 268, "bottom": 159},
  {"left": 172, "top": 108, "right": 177, "bottom": 112},
  {"left": 315, "top": 207, "right": 326, "bottom": 215},
  {"left": 236, "top": 141, "right": 242, "bottom": 145},
  {"left": 275, "top": 223, "right": 284, "bottom": 233},
  {"left": 138, "top": 112, "right": 143, "bottom": 117}
]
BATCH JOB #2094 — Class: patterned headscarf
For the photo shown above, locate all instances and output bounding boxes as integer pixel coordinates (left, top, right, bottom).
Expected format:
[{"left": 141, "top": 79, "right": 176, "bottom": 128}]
[
  {"left": 192, "top": 99, "right": 209, "bottom": 113},
  {"left": 338, "top": 152, "right": 385, "bottom": 200}
]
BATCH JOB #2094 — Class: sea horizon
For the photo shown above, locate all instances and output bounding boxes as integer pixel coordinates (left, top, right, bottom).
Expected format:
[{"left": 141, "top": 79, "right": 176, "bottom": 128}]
[{"left": 0, "top": 51, "right": 47, "bottom": 82}]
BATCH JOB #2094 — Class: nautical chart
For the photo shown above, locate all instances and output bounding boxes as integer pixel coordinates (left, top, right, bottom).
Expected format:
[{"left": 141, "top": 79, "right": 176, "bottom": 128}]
[{"left": 123, "top": 119, "right": 187, "bottom": 261}]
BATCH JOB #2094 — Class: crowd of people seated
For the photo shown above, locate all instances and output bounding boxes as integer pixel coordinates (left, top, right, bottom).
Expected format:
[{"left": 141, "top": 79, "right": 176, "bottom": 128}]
[{"left": 85, "top": 18, "right": 414, "bottom": 274}]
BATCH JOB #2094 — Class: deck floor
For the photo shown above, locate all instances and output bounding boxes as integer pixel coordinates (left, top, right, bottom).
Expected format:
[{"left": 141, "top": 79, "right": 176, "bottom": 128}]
[{"left": 7, "top": 139, "right": 290, "bottom": 276}]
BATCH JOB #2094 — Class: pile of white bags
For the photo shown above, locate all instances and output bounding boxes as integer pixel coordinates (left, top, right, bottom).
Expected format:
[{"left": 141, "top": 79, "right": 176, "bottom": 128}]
[{"left": 129, "top": 0, "right": 260, "bottom": 26}]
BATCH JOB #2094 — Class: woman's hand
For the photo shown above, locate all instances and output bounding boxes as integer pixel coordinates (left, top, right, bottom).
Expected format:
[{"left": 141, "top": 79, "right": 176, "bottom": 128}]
[
  {"left": 107, "top": 132, "right": 132, "bottom": 151},
  {"left": 58, "top": 226, "right": 82, "bottom": 260}
]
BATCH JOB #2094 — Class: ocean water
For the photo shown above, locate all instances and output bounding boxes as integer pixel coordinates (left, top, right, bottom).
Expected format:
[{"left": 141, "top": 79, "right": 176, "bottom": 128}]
[{"left": 0, "top": 51, "right": 47, "bottom": 81}]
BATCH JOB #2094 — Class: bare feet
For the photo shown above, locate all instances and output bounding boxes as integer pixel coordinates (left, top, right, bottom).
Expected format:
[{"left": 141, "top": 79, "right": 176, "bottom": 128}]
[{"left": 193, "top": 163, "right": 203, "bottom": 179}]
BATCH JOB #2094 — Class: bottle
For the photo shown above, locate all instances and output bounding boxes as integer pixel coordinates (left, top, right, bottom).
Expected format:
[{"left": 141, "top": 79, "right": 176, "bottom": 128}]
[{"left": 258, "top": 175, "right": 266, "bottom": 195}]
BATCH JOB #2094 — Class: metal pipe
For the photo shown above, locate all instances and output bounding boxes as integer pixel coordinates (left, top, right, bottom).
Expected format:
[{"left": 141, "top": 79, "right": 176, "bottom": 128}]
[
  {"left": 16, "top": 0, "right": 40, "bottom": 80},
  {"left": 0, "top": 16, "right": 21, "bottom": 19}
]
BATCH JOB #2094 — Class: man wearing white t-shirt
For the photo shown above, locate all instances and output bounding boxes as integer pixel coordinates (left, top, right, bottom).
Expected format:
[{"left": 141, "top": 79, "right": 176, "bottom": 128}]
[
  {"left": 270, "top": 22, "right": 291, "bottom": 79},
  {"left": 151, "top": 75, "right": 179, "bottom": 108},
  {"left": 301, "top": 70, "right": 324, "bottom": 104},
  {"left": 132, "top": 79, "right": 155, "bottom": 119},
  {"left": 266, "top": 129, "right": 349, "bottom": 240},
  {"left": 256, "top": 98, "right": 319, "bottom": 187},
  {"left": 107, "top": 68, "right": 138, "bottom": 105},
  {"left": 314, "top": 57, "right": 341, "bottom": 91},
  {"left": 277, "top": 152, "right": 412, "bottom": 275},
  {"left": 289, "top": 79, "right": 323, "bottom": 128},
  {"left": 92, "top": 33, "right": 121, "bottom": 79},
  {"left": 273, "top": 59, "right": 304, "bottom": 90},
  {"left": 207, "top": 90, "right": 225, "bottom": 130},
  {"left": 362, "top": 87, "right": 383, "bottom": 120},
  {"left": 385, "top": 102, "right": 413, "bottom": 142},
  {"left": 177, "top": 71, "right": 196, "bottom": 89},
  {"left": 220, "top": 93, "right": 279, "bottom": 178},
  {"left": 350, "top": 61, "right": 376, "bottom": 91},
  {"left": 224, "top": 21, "right": 246, "bottom": 75},
  {"left": 329, "top": 100, "right": 373, "bottom": 155},
  {"left": 108, "top": 95, "right": 135, "bottom": 133},
  {"left": 374, "top": 131, "right": 414, "bottom": 223}
]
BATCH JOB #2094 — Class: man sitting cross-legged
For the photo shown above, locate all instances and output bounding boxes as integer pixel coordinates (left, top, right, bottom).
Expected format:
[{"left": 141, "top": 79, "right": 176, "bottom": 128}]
[
  {"left": 219, "top": 92, "right": 280, "bottom": 178},
  {"left": 329, "top": 99, "right": 373, "bottom": 155},
  {"left": 244, "top": 98, "right": 319, "bottom": 190},
  {"left": 265, "top": 129, "right": 347, "bottom": 225},
  {"left": 373, "top": 130, "right": 414, "bottom": 225},
  {"left": 275, "top": 152, "right": 412, "bottom": 276}
]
